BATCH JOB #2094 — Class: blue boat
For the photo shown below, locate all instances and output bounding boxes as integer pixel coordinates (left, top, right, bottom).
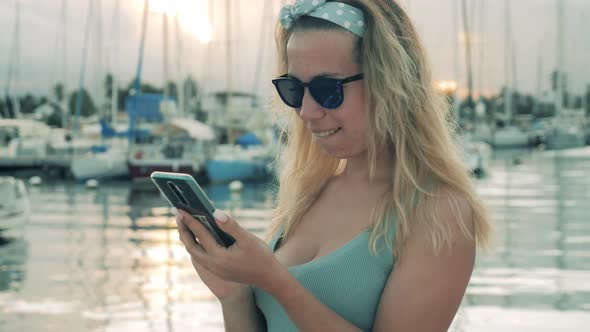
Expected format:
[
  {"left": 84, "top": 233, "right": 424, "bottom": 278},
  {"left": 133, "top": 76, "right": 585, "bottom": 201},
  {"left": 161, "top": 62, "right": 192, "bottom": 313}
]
[{"left": 205, "top": 133, "right": 274, "bottom": 183}]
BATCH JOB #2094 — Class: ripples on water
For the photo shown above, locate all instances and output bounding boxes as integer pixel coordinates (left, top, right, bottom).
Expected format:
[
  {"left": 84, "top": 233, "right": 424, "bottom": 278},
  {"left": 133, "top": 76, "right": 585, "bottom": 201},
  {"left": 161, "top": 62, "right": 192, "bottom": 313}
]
[
  {"left": 452, "top": 148, "right": 590, "bottom": 332},
  {"left": 0, "top": 180, "right": 275, "bottom": 331},
  {"left": 1, "top": 148, "right": 589, "bottom": 331}
]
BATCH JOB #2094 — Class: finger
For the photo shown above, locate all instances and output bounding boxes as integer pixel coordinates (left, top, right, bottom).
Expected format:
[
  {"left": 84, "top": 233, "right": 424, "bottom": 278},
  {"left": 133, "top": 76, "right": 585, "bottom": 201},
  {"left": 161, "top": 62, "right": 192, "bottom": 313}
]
[
  {"left": 179, "top": 209, "right": 221, "bottom": 252},
  {"left": 176, "top": 214, "right": 196, "bottom": 245},
  {"left": 191, "top": 256, "right": 215, "bottom": 276},
  {"left": 184, "top": 236, "right": 208, "bottom": 259},
  {"left": 176, "top": 218, "right": 204, "bottom": 254},
  {"left": 213, "top": 209, "right": 246, "bottom": 242}
]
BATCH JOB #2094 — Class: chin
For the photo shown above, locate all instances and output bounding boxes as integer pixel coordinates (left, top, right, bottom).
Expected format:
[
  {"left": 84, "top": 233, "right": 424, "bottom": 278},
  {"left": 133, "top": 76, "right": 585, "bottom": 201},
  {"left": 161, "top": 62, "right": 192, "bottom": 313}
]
[{"left": 320, "top": 144, "right": 367, "bottom": 160}]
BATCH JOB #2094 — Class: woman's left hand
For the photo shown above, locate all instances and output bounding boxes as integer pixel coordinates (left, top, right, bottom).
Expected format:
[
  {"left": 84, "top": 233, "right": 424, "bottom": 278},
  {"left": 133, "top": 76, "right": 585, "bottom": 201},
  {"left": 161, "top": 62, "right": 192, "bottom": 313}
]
[{"left": 177, "top": 209, "right": 285, "bottom": 291}]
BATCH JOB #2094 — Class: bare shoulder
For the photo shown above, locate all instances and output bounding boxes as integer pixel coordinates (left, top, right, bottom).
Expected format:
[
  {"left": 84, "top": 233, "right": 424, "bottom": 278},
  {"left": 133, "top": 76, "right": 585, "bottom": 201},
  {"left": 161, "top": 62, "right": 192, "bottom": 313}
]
[
  {"left": 401, "top": 183, "right": 476, "bottom": 261},
  {"left": 372, "top": 185, "right": 476, "bottom": 331},
  {"left": 426, "top": 185, "right": 475, "bottom": 239}
]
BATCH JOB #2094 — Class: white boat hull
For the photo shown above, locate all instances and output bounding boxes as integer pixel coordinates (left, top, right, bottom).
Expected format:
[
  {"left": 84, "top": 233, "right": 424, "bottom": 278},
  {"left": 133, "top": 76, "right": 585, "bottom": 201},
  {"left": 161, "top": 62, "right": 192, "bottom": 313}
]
[
  {"left": 545, "top": 127, "right": 586, "bottom": 150},
  {"left": 71, "top": 150, "right": 129, "bottom": 180},
  {"left": 492, "top": 127, "right": 531, "bottom": 148},
  {"left": 0, "top": 177, "right": 30, "bottom": 231}
]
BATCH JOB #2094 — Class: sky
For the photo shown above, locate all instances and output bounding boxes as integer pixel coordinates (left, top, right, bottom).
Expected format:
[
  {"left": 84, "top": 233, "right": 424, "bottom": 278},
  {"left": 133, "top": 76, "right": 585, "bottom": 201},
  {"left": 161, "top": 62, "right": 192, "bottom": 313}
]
[{"left": 0, "top": 0, "right": 589, "bottom": 102}]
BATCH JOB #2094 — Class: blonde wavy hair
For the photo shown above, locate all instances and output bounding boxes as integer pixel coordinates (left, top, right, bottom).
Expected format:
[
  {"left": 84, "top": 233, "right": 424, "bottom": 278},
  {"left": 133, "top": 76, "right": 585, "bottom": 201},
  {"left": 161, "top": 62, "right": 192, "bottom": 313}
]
[{"left": 267, "top": 0, "right": 492, "bottom": 257}]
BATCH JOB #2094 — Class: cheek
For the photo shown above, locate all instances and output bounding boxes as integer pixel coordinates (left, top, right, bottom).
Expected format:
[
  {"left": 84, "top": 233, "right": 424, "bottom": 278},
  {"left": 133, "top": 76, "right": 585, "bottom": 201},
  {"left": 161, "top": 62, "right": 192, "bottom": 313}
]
[
  {"left": 342, "top": 102, "right": 369, "bottom": 147},
  {"left": 347, "top": 90, "right": 368, "bottom": 134},
  {"left": 350, "top": 86, "right": 366, "bottom": 116}
]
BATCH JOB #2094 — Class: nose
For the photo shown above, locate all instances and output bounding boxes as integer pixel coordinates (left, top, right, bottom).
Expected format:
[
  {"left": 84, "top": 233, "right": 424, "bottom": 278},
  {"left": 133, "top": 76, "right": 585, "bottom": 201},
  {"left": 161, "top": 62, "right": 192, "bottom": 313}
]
[{"left": 297, "top": 88, "right": 325, "bottom": 121}]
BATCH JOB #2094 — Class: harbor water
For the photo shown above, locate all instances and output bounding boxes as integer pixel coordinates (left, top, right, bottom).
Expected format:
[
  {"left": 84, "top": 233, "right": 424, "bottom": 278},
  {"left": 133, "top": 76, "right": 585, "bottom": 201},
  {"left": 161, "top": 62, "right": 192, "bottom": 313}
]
[{"left": 1, "top": 147, "right": 589, "bottom": 331}]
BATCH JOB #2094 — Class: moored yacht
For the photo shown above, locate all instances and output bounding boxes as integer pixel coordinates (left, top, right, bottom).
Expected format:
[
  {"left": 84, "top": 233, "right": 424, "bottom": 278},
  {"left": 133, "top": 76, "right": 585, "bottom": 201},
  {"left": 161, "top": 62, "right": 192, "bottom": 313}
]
[
  {"left": 128, "top": 118, "right": 216, "bottom": 180},
  {"left": 0, "top": 176, "right": 30, "bottom": 232},
  {"left": 0, "top": 119, "right": 51, "bottom": 170}
]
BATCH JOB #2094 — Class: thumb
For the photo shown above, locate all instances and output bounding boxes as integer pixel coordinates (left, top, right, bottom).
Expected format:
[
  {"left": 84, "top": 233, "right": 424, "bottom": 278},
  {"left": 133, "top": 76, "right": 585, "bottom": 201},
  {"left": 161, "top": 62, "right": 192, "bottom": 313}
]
[{"left": 213, "top": 209, "right": 244, "bottom": 239}]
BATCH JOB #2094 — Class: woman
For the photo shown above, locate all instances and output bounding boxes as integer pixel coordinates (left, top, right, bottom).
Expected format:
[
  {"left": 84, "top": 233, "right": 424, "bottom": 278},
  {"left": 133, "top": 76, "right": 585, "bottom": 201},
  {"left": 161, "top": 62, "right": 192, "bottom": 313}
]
[{"left": 176, "top": 0, "right": 492, "bottom": 331}]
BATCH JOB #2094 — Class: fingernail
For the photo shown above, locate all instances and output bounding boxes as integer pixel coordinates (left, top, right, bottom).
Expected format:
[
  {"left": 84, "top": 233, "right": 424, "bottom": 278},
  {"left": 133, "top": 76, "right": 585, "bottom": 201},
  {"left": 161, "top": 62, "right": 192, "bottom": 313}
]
[{"left": 213, "top": 210, "right": 228, "bottom": 223}]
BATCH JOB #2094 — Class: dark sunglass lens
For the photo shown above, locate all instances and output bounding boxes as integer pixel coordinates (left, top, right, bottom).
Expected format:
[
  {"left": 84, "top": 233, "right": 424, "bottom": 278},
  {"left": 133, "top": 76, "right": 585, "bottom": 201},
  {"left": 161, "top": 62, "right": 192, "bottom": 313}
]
[
  {"left": 310, "top": 79, "right": 343, "bottom": 109},
  {"left": 275, "top": 79, "right": 303, "bottom": 108}
]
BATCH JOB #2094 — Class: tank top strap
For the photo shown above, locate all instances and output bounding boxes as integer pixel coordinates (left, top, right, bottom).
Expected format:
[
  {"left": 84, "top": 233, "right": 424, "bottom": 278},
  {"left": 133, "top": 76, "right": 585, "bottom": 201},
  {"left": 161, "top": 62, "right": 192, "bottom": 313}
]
[{"left": 270, "top": 225, "right": 286, "bottom": 252}]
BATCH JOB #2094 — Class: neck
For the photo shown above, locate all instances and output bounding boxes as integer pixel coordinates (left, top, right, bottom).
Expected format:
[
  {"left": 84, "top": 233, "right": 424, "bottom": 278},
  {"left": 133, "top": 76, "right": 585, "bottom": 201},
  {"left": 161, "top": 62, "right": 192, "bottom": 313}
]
[{"left": 340, "top": 151, "right": 393, "bottom": 184}]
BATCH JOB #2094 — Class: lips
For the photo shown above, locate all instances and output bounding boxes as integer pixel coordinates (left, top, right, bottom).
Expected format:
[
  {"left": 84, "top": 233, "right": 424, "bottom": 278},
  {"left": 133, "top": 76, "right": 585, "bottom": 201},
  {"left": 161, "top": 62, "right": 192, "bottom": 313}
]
[{"left": 312, "top": 127, "right": 342, "bottom": 138}]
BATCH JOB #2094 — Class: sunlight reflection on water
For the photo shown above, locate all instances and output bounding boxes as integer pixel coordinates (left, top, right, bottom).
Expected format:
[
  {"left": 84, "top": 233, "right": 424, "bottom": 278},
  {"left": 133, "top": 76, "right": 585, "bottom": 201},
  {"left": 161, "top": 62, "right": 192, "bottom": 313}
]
[{"left": 0, "top": 148, "right": 589, "bottom": 331}]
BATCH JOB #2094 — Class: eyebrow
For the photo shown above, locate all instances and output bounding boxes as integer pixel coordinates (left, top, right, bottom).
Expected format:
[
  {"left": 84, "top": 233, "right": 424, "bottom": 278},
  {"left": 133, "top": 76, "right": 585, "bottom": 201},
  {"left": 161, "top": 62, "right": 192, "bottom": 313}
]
[{"left": 285, "top": 72, "right": 345, "bottom": 81}]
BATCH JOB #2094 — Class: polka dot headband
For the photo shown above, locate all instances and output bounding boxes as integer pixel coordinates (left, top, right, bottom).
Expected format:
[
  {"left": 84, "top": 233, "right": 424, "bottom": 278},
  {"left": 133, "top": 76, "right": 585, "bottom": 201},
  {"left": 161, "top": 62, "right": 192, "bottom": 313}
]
[{"left": 279, "top": 0, "right": 366, "bottom": 37}]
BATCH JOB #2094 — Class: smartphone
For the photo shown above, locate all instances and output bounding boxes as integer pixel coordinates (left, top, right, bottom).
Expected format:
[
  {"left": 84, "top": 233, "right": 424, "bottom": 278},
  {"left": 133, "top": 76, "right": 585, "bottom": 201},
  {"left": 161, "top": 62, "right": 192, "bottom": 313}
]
[{"left": 150, "top": 171, "right": 236, "bottom": 247}]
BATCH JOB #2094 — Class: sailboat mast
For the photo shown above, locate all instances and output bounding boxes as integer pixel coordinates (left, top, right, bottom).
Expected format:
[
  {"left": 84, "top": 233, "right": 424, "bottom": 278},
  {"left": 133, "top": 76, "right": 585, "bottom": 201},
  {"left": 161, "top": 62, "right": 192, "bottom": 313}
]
[
  {"left": 536, "top": 41, "right": 544, "bottom": 102},
  {"left": 130, "top": 0, "right": 149, "bottom": 143},
  {"left": 477, "top": 0, "right": 486, "bottom": 99},
  {"left": 174, "top": 15, "right": 185, "bottom": 116},
  {"left": 461, "top": 0, "right": 474, "bottom": 116},
  {"left": 109, "top": 0, "right": 120, "bottom": 125},
  {"left": 74, "top": 0, "right": 94, "bottom": 134},
  {"left": 60, "top": 0, "right": 69, "bottom": 128},
  {"left": 5, "top": 0, "right": 22, "bottom": 118},
  {"left": 555, "top": 0, "right": 564, "bottom": 117},
  {"left": 61, "top": 0, "right": 67, "bottom": 95},
  {"left": 583, "top": 11, "right": 589, "bottom": 114},
  {"left": 95, "top": 0, "right": 104, "bottom": 118},
  {"left": 133, "top": 0, "right": 149, "bottom": 93},
  {"left": 200, "top": 0, "right": 214, "bottom": 124},
  {"left": 252, "top": 0, "right": 271, "bottom": 99},
  {"left": 503, "top": 0, "right": 512, "bottom": 122},
  {"left": 163, "top": 12, "right": 170, "bottom": 101},
  {"left": 13, "top": 0, "right": 21, "bottom": 118},
  {"left": 510, "top": 30, "right": 518, "bottom": 94},
  {"left": 226, "top": 0, "right": 233, "bottom": 140},
  {"left": 451, "top": 0, "right": 461, "bottom": 120},
  {"left": 532, "top": 39, "right": 544, "bottom": 116}
]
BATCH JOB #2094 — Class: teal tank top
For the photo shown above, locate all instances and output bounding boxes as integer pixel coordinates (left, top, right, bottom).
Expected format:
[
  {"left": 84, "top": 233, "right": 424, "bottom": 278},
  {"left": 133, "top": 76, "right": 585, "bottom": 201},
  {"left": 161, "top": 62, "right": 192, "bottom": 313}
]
[{"left": 252, "top": 227, "right": 396, "bottom": 331}]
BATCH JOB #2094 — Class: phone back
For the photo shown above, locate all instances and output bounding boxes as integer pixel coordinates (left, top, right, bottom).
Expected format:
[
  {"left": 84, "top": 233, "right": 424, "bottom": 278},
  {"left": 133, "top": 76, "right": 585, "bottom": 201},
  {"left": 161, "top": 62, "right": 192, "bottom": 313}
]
[
  {"left": 151, "top": 172, "right": 214, "bottom": 214},
  {"left": 150, "top": 172, "right": 235, "bottom": 247}
]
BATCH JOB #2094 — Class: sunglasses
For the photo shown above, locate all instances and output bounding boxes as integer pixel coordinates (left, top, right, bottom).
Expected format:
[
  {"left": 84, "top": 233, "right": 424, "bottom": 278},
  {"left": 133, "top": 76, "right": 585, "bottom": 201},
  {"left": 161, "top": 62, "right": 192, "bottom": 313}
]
[{"left": 272, "top": 73, "right": 364, "bottom": 109}]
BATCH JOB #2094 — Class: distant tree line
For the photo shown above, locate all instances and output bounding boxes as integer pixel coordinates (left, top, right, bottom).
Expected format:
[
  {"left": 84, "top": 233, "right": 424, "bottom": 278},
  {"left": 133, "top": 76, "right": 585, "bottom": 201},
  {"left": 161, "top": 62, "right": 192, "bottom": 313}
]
[
  {"left": 0, "top": 73, "right": 203, "bottom": 127},
  {"left": 2, "top": 74, "right": 590, "bottom": 127}
]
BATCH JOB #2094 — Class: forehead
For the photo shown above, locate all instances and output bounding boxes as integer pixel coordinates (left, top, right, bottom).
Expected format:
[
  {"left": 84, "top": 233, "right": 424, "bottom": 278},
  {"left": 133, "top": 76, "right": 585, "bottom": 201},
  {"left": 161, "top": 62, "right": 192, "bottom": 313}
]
[{"left": 286, "top": 29, "right": 359, "bottom": 78}]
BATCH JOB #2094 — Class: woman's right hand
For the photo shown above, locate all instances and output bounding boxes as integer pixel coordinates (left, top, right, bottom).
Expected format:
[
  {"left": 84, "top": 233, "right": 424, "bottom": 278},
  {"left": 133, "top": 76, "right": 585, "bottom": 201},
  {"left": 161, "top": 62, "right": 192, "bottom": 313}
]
[{"left": 176, "top": 213, "right": 251, "bottom": 304}]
